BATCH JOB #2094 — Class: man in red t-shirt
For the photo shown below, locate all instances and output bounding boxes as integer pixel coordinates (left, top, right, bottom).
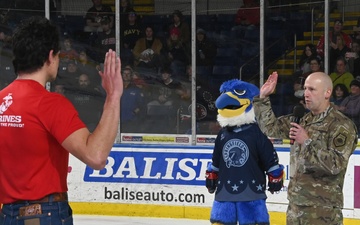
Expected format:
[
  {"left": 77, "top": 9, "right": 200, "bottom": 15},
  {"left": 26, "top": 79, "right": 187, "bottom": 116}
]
[{"left": 0, "top": 16, "right": 123, "bottom": 225}]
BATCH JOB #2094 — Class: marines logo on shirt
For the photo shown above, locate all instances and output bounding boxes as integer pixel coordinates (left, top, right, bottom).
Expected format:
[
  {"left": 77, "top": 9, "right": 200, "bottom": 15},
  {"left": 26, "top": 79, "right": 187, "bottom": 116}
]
[{"left": 0, "top": 93, "right": 13, "bottom": 114}]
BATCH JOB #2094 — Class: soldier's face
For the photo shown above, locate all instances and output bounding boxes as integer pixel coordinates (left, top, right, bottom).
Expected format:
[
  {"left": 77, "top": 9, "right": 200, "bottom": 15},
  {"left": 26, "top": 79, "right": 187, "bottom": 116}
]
[{"left": 303, "top": 76, "right": 329, "bottom": 115}]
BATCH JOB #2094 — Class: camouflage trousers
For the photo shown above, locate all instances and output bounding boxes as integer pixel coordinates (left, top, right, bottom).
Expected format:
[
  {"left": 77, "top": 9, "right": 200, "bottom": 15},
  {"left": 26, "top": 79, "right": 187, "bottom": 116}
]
[{"left": 286, "top": 203, "right": 343, "bottom": 225}]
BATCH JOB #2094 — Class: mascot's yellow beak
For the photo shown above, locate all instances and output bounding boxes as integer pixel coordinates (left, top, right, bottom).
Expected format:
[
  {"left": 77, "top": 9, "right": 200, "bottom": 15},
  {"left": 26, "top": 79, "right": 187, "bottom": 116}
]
[{"left": 217, "top": 92, "right": 250, "bottom": 118}]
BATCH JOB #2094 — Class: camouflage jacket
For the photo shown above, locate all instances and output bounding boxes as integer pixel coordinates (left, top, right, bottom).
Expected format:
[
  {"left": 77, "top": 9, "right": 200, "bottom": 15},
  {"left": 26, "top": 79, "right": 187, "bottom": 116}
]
[{"left": 253, "top": 97, "right": 357, "bottom": 207}]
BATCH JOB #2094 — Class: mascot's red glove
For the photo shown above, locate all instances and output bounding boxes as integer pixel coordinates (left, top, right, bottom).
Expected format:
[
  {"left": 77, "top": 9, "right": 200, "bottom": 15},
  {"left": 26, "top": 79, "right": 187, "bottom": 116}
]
[
  {"left": 267, "top": 164, "right": 284, "bottom": 194},
  {"left": 205, "top": 163, "right": 218, "bottom": 194},
  {"left": 205, "top": 170, "right": 218, "bottom": 194}
]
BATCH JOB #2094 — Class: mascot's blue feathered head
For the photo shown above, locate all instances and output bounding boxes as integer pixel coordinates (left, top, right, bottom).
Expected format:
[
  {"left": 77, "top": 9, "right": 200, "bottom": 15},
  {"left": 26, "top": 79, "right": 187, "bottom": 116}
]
[{"left": 215, "top": 79, "right": 259, "bottom": 127}]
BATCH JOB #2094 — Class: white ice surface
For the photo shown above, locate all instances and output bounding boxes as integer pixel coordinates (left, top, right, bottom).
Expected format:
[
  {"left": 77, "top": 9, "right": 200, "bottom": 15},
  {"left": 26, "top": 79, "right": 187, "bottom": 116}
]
[{"left": 74, "top": 215, "right": 209, "bottom": 225}]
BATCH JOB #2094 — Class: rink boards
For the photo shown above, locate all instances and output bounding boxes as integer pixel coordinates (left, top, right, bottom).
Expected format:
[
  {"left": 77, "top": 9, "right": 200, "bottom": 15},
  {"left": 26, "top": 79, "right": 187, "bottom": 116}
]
[{"left": 67, "top": 136, "right": 360, "bottom": 224}]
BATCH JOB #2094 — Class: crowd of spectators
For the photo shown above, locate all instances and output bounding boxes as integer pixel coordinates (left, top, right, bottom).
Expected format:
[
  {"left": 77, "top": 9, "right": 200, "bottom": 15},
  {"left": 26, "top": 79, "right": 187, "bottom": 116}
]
[
  {"left": 289, "top": 17, "right": 360, "bottom": 134},
  {"left": 1, "top": 1, "right": 360, "bottom": 134}
]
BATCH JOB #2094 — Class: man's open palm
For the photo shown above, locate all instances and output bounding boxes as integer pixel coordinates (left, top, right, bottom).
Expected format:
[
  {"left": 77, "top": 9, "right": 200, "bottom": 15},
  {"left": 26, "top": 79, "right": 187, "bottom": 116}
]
[{"left": 260, "top": 71, "right": 278, "bottom": 98}]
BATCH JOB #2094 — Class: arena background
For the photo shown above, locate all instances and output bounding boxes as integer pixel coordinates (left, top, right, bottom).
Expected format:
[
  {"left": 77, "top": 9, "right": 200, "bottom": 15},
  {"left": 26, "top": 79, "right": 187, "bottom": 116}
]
[{"left": 1, "top": 0, "right": 360, "bottom": 224}]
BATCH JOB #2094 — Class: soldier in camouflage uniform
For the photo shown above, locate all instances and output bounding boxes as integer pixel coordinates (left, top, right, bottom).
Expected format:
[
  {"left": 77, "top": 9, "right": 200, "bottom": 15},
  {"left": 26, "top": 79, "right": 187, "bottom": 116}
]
[{"left": 253, "top": 71, "right": 358, "bottom": 225}]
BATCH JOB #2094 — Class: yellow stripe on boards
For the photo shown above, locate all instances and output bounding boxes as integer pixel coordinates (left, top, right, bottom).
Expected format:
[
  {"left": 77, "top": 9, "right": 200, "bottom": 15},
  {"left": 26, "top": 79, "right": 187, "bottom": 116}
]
[{"left": 69, "top": 203, "right": 360, "bottom": 224}]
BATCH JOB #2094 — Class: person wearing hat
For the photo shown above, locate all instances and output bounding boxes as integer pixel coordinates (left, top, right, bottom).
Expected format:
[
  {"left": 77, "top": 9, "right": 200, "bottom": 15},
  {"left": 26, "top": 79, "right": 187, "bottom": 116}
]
[
  {"left": 121, "top": 10, "right": 142, "bottom": 66},
  {"left": 93, "top": 15, "right": 116, "bottom": 63},
  {"left": 120, "top": 0, "right": 134, "bottom": 23},
  {"left": 338, "top": 78, "right": 360, "bottom": 134},
  {"left": 196, "top": 28, "right": 217, "bottom": 68},
  {"left": 165, "top": 27, "right": 189, "bottom": 79},
  {"left": 316, "top": 19, "right": 352, "bottom": 59},
  {"left": 169, "top": 10, "right": 190, "bottom": 50}
]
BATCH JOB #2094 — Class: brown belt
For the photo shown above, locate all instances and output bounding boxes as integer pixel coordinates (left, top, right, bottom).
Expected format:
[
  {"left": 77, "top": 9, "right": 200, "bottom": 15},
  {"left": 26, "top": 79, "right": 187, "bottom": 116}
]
[{"left": 12, "top": 192, "right": 68, "bottom": 204}]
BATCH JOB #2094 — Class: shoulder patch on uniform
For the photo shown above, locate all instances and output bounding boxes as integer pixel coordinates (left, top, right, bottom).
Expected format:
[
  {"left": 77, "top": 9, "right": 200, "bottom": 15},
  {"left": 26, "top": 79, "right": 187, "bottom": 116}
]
[{"left": 333, "top": 133, "right": 346, "bottom": 147}]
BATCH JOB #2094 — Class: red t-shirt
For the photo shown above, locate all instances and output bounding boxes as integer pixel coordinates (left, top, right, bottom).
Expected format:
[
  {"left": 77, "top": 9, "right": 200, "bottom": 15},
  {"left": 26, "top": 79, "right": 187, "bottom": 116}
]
[{"left": 0, "top": 80, "right": 86, "bottom": 204}]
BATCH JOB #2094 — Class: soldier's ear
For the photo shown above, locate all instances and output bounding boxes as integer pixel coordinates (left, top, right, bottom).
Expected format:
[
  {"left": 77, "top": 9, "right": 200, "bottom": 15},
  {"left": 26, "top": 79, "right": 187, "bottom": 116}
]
[{"left": 325, "top": 88, "right": 332, "bottom": 99}]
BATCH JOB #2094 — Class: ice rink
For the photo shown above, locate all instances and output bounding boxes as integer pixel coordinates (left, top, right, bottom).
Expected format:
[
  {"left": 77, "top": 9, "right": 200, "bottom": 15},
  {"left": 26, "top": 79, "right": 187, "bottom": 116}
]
[{"left": 74, "top": 215, "right": 209, "bottom": 225}]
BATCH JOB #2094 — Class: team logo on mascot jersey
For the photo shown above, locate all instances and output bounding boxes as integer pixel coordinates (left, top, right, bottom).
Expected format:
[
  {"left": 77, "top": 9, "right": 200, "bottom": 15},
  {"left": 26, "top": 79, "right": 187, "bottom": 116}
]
[{"left": 222, "top": 139, "right": 249, "bottom": 168}]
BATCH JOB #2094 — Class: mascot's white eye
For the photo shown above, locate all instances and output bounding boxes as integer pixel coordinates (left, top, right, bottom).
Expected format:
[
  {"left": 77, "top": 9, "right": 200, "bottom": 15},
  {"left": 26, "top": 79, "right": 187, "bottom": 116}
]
[{"left": 234, "top": 89, "right": 246, "bottom": 96}]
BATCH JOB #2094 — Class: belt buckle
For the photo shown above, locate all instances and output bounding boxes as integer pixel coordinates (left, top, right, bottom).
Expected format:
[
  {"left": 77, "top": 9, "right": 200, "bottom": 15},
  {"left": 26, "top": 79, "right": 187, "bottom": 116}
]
[{"left": 19, "top": 204, "right": 42, "bottom": 217}]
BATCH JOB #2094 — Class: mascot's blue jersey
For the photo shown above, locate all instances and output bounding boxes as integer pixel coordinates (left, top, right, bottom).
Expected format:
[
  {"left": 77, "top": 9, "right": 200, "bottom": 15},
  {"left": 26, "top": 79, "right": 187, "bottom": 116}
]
[{"left": 212, "top": 123, "right": 280, "bottom": 202}]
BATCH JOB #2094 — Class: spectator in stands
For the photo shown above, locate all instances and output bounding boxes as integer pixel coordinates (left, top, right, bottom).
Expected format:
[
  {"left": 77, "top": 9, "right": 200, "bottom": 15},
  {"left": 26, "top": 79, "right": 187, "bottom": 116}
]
[
  {"left": 66, "top": 73, "right": 105, "bottom": 132},
  {"left": 288, "top": 57, "right": 323, "bottom": 115},
  {"left": 351, "top": 17, "right": 360, "bottom": 41},
  {"left": 301, "top": 56, "right": 323, "bottom": 79},
  {"left": 338, "top": 79, "right": 360, "bottom": 134},
  {"left": 77, "top": 48, "right": 101, "bottom": 85},
  {"left": 57, "top": 59, "right": 80, "bottom": 90},
  {"left": 120, "top": 67, "right": 145, "bottom": 133},
  {"left": 231, "top": 0, "right": 260, "bottom": 38},
  {"left": 331, "top": 83, "right": 349, "bottom": 107},
  {"left": 329, "top": 57, "right": 354, "bottom": 92},
  {"left": 129, "top": 65, "right": 152, "bottom": 103},
  {"left": 53, "top": 83, "right": 66, "bottom": 96},
  {"left": 196, "top": 28, "right": 217, "bottom": 68},
  {"left": 165, "top": 27, "right": 190, "bottom": 80},
  {"left": 120, "top": 0, "right": 134, "bottom": 24},
  {"left": 126, "top": 63, "right": 150, "bottom": 81},
  {"left": 329, "top": 34, "right": 351, "bottom": 72},
  {"left": 316, "top": 19, "right": 352, "bottom": 58},
  {"left": 84, "top": 0, "right": 114, "bottom": 32},
  {"left": 0, "top": 21, "right": 12, "bottom": 46},
  {"left": 178, "top": 65, "right": 192, "bottom": 99},
  {"left": 169, "top": 10, "right": 190, "bottom": 50},
  {"left": 121, "top": 10, "right": 142, "bottom": 66},
  {"left": 147, "top": 68, "right": 186, "bottom": 133},
  {"left": 93, "top": 16, "right": 116, "bottom": 63},
  {"left": 59, "top": 36, "right": 79, "bottom": 65},
  {"left": 345, "top": 40, "right": 360, "bottom": 75},
  {"left": 0, "top": 8, "right": 12, "bottom": 43},
  {"left": 0, "top": 12, "right": 13, "bottom": 78},
  {"left": 133, "top": 25, "right": 164, "bottom": 71},
  {"left": 284, "top": 75, "right": 308, "bottom": 117},
  {"left": 297, "top": 43, "right": 318, "bottom": 75},
  {"left": 182, "top": 65, "right": 220, "bottom": 134},
  {"left": 132, "top": 70, "right": 147, "bottom": 90},
  {"left": 148, "top": 68, "right": 185, "bottom": 107},
  {"left": 352, "top": 27, "right": 360, "bottom": 41}
]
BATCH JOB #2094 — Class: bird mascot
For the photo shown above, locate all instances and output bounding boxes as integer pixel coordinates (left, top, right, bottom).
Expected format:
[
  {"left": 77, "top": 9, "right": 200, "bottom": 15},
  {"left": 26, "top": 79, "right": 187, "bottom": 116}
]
[{"left": 205, "top": 79, "right": 284, "bottom": 225}]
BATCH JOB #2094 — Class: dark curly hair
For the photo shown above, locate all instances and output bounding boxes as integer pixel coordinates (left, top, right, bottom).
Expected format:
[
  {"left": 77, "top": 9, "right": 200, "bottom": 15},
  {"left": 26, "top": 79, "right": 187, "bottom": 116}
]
[
  {"left": 332, "top": 83, "right": 349, "bottom": 99},
  {"left": 12, "top": 16, "right": 60, "bottom": 74}
]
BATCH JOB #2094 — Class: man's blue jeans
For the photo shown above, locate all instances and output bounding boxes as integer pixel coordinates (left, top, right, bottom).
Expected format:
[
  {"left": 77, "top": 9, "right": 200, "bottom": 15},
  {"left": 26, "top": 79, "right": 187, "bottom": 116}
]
[{"left": 0, "top": 201, "right": 73, "bottom": 225}]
